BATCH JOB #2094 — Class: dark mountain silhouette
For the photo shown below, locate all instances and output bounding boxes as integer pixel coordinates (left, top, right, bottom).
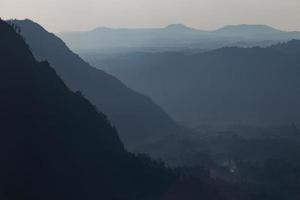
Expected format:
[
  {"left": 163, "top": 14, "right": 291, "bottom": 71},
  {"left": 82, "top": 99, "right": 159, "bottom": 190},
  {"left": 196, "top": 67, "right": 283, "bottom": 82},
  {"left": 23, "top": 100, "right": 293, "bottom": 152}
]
[
  {"left": 0, "top": 19, "right": 176, "bottom": 200},
  {"left": 271, "top": 39, "right": 300, "bottom": 54},
  {"left": 59, "top": 23, "right": 300, "bottom": 53},
  {"left": 4, "top": 19, "right": 300, "bottom": 200},
  {"left": 11, "top": 19, "right": 186, "bottom": 151},
  {"left": 98, "top": 40, "right": 300, "bottom": 127}
]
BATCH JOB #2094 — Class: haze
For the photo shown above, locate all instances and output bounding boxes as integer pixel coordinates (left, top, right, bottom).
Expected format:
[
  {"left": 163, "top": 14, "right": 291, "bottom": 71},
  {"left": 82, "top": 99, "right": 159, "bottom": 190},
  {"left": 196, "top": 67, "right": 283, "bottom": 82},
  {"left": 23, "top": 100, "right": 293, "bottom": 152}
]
[{"left": 1, "top": 0, "right": 300, "bottom": 32}]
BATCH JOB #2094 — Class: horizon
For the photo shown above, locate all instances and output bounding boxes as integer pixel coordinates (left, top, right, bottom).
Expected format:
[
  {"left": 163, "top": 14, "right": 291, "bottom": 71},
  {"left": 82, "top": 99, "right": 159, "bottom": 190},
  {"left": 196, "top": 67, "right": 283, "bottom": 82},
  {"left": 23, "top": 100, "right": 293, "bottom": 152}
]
[
  {"left": 1, "top": 0, "right": 300, "bottom": 32},
  {"left": 3, "top": 18, "right": 299, "bottom": 34},
  {"left": 59, "top": 23, "right": 294, "bottom": 33}
]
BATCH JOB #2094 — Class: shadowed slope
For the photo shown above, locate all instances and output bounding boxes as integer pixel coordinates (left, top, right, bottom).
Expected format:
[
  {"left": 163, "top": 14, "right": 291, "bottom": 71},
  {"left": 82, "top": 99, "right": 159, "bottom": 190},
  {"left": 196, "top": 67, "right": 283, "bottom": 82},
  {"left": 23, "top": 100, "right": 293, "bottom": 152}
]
[
  {"left": 12, "top": 19, "right": 185, "bottom": 150},
  {"left": 0, "top": 19, "right": 174, "bottom": 200}
]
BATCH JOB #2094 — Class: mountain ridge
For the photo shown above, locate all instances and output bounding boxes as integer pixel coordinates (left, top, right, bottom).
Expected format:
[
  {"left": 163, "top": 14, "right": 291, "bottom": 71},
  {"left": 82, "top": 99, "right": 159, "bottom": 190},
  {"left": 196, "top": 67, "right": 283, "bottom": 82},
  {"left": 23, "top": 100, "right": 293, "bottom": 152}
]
[
  {"left": 59, "top": 22, "right": 300, "bottom": 52},
  {"left": 11, "top": 19, "right": 188, "bottom": 154},
  {"left": 214, "top": 24, "right": 283, "bottom": 33},
  {"left": 98, "top": 39, "right": 300, "bottom": 128},
  {"left": 0, "top": 19, "right": 177, "bottom": 200}
]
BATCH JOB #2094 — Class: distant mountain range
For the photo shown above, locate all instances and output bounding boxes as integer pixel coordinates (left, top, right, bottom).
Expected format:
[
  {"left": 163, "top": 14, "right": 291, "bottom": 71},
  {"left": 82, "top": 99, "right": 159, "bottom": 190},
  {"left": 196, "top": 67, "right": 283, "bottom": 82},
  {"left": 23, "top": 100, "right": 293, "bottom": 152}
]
[
  {"left": 11, "top": 19, "right": 189, "bottom": 153},
  {"left": 97, "top": 40, "right": 300, "bottom": 128},
  {"left": 214, "top": 24, "right": 282, "bottom": 36},
  {"left": 213, "top": 24, "right": 300, "bottom": 40},
  {"left": 59, "top": 23, "right": 300, "bottom": 53}
]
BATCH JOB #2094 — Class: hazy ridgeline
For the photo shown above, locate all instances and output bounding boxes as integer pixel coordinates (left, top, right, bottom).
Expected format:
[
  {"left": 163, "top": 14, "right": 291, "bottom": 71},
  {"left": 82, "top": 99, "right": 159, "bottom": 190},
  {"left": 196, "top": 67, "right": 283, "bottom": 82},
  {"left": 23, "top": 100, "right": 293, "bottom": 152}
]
[
  {"left": 2, "top": 17, "right": 300, "bottom": 200},
  {"left": 93, "top": 41, "right": 300, "bottom": 128},
  {"left": 60, "top": 24, "right": 300, "bottom": 55},
  {"left": 61, "top": 22, "right": 300, "bottom": 128},
  {"left": 60, "top": 22, "right": 300, "bottom": 199}
]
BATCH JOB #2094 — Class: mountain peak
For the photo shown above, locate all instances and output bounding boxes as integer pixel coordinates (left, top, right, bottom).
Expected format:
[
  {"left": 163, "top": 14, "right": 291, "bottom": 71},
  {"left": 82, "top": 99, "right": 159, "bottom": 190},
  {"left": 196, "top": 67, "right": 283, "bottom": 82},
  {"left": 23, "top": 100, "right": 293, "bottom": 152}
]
[
  {"left": 92, "top": 26, "right": 114, "bottom": 32},
  {"left": 8, "top": 19, "right": 50, "bottom": 36},
  {"left": 215, "top": 24, "right": 282, "bottom": 35},
  {"left": 165, "top": 24, "right": 193, "bottom": 31},
  {"left": 218, "top": 24, "right": 278, "bottom": 30},
  {"left": 8, "top": 19, "right": 42, "bottom": 29}
]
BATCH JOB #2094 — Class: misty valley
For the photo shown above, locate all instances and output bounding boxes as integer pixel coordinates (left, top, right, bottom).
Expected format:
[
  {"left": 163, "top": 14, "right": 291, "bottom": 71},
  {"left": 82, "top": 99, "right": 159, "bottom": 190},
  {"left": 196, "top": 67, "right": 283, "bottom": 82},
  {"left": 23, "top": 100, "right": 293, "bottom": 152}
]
[{"left": 1, "top": 16, "right": 300, "bottom": 200}]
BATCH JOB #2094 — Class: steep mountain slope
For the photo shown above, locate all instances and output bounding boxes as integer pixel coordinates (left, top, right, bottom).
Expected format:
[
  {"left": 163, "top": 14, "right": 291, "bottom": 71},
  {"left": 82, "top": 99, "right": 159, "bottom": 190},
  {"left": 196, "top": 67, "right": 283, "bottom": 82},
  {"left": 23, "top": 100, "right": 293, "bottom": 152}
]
[
  {"left": 11, "top": 19, "right": 185, "bottom": 150},
  {"left": 0, "top": 19, "right": 175, "bottom": 200},
  {"left": 98, "top": 41, "right": 300, "bottom": 127}
]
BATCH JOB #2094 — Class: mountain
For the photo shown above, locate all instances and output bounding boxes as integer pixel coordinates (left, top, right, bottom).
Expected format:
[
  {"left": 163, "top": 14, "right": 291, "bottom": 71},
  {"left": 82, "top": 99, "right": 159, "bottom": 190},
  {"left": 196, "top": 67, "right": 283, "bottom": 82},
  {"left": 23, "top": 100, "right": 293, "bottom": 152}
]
[
  {"left": 11, "top": 19, "right": 187, "bottom": 152},
  {"left": 271, "top": 39, "right": 300, "bottom": 54},
  {"left": 164, "top": 24, "right": 198, "bottom": 32},
  {"left": 97, "top": 40, "right": 300, "bottom": 128},
  {"left": 213, "top": 24, "right": 283, "bottom": 37},
  {"left": 0, "top": 19, "right": 250, "bottom": 200},
  {"left": 212, "top": 24, "right": 300, "bottom": 41},
  {"left": 59, "top": 23, "right": 300, "bottom": 54},
  {"left": 0, "top": 19, "right": 180, "bottom": 200},
  {"left": 4, "top": 19, "right": 300, "bottom": 200},
  {"left": 59, "top": 23, "right": 209, "bottom": 53}
]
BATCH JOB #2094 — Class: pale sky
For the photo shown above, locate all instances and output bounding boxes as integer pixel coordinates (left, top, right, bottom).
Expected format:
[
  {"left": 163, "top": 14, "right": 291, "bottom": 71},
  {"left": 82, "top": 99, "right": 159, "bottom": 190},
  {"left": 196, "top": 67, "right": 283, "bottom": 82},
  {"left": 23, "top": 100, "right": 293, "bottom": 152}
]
[{"left": 1, "top": 0, "right": 300, "bottom": 33}]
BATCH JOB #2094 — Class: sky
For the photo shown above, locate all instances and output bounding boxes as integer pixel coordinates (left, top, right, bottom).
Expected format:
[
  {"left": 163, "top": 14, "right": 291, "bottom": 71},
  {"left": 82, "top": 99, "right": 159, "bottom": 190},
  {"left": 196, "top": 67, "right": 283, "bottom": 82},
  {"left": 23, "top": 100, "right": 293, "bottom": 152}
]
[{"left": 1, "top": 0, "right": 300, "bottom": 33}]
